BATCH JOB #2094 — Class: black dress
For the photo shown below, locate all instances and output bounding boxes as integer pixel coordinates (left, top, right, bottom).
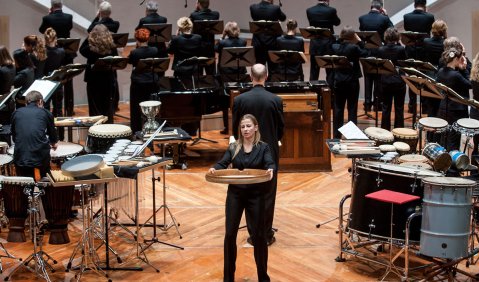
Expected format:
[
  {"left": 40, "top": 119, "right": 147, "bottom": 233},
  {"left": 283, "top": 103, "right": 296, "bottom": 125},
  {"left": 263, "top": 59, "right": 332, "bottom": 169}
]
[
  {"left": 44, "top": 45, "right": 66, "bottom": 116},
  {"left": 136, "top": 12, "right": 168, "bottom": 58},
  {"left": 422, "top": 36, "right": 444, "bottom": 116},
  {"left": 167, "top": 34, "right": 203, "bottom": 77},
  {"left": 213, "top": 142, "right": 275, "bottom": 282},
  {"left": 0, "top": 64, "right": 15, "bottom": 124},
  {"left": 377, "top": 43, "right": 407, "bottom": 130},
  {"left": 128, "top": 45, "right": 159, "bottom": 133},
  {"left": 471, "top": 81, "right": 479, "bottom": 155},
  {"left": 79, "top": 39, "right": 118, "bottom": 118},
  {"left": 273, "top": 35, "right": 304, "bottom": 81},
  {"left": 190, "top": 8, "right": 220, "bottom": 75},
  {"left": 436, "top": 66, "right": 472, "bottom": 150}
]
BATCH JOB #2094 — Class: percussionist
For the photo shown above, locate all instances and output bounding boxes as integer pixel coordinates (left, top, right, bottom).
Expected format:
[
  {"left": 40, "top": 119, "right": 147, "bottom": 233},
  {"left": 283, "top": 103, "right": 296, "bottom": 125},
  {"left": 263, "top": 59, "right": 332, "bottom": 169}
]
[{"left": 11, "top": 90, "right": 58, "bottom": 178}]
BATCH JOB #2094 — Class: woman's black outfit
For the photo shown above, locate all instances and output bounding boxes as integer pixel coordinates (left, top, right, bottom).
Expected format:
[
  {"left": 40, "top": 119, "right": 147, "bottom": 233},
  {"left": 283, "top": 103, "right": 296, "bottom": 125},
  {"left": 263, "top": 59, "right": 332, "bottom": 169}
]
[
  {"left": 79, "top": 39, "right": 118, "bottom": 118},
  {"left": 44, "top": 45, "right": 66, "bottom": 116},
  {"left": 168, "top": 33, "right": 203, "bottom": 78},
  {"left": 128, "top": 45, "right": 159, "bottom": 134},
  {"left": 0, "top": 64, "right": 15, "bottom": 124},
  {"left": 436, "top": 66, "right": 471, "bottom": 150},
  {"left": 377, "top": 43, "right": 407, "bottom": 130},
  {"left": 471, "top": 81, "right": 479, "bottom": 156},
  {"left": 215, "top": 37, "right": 248, "bottom": 133},
  {"left": 213, "top": 142, "right": 275, "bottom": 282},
  {"left": 273, "top": 35, "right": 304, "bottom": 81},
  {"left": 422, "top": 36, "right": 444, "bottom": 116},
  {"left": 330, "top": 40, "right": 366, "bottom": 138},
  {"left": 13, "top": 66, "right": 35, "bottom": 109}
]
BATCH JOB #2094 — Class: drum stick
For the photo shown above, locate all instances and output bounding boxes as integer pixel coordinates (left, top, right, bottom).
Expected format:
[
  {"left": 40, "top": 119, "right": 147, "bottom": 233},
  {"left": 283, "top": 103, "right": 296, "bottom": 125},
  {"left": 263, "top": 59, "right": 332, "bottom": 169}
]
[{"left": 332, "top": 144, "right": 379, "bottom": 151}]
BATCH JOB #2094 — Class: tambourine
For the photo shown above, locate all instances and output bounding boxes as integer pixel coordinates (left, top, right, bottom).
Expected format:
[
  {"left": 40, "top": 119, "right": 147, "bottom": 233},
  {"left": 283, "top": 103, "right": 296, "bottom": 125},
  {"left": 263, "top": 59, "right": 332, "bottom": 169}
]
[{"left": 205, "top": 169, "right": 271, "bottom": 185}]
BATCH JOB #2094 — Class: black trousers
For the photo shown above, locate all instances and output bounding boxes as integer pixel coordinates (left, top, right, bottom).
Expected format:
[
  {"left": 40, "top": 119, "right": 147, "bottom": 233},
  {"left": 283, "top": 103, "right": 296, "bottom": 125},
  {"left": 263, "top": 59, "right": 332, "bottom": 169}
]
[
  {"left": 15, "top": 161, "right": 50, "bottom": 179},
  {"left": 363, "top": 74, "right": 379, "bottom": 109},
  {"left": 333, "top": 80, "right": 360, "bottom": 138},
  {"left": 381, "top": 83, "right": 406, "bottom": 130},
  {"left": 224, "top": 186, "right": 270, "bottom": 282},
  {"left": 438, "top": 108, "right": 469, "bottom": 151},
  {"left": 129, "top": 81, "right": 158, "bottom": 134}
]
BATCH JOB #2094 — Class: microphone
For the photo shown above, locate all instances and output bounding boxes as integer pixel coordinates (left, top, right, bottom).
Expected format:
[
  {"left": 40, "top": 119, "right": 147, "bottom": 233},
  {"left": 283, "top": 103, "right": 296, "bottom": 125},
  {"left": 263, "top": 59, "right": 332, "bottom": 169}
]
[
  {"left": 139, "top": 0, "right": 146, "bottom": 5},
  {"left": 185, "top": 0, "right": 188, "bottom": 8}
]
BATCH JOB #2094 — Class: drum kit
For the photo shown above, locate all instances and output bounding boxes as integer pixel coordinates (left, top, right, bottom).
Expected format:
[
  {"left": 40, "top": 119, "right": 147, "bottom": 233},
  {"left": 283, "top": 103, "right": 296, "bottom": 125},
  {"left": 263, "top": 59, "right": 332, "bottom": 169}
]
[{"left": 335, "top": 119, "right": 479, "bottom": 280}]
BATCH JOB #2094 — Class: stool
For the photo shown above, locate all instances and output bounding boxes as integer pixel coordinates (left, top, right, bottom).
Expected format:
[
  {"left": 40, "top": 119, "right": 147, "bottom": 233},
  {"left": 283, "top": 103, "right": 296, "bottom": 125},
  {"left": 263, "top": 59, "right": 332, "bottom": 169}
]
[{"left": 366, "top": 189, "right": 420, "bottom": 281}]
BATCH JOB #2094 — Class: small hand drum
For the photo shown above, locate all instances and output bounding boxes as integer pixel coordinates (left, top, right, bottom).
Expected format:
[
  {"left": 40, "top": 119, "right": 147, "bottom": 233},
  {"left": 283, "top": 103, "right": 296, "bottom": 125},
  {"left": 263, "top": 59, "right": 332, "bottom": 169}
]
[
  {"left": 205, "top": 169, "right": 270, "bottom": 185},
  {"left": 61, "top": 155, "right": 105, "bottom": 177}
]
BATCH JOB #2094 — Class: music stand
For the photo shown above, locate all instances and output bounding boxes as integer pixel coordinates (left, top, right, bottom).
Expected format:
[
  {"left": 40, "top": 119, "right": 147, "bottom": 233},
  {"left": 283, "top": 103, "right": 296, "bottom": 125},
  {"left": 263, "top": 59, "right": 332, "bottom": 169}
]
[
  {"left": 249, "top": 21, "right": 283, "bottom": 36},
  {"left": 220, "top": 47, "right": 255, "bottom": 82},
  {"left": 111, "top": 33, "right": 129, "bottom": 48},
  {"left": 93, "top": 56, "right": 128, "bottom": 123},
  {"left": 57, "top": 38, "right": 80, "bottom": 55},
  {"left": 299, "top": 27, "right": 332, "bottom": 40},
  {"left": 136, "top": 57, "right": 170, "bottom": 88},
  {"left": 359, "top": 58, "right": 397, "bottom": 127},
  {"left": 357, "top": 31, "right": 382, "bottom": 49},
  {"left": 143, "top": 23, "right": 172, "bottom": 44},
  {"left": 0, "top": 88, "right": 19, "bottom": 111},
  {"left": 397, "top": 59, "right": 437, "bottom": 73},
  {"left": 269, "top": 50, "right": 306, "bottom": 81},
  {"left": 193, "top": 20, "right": 224, "bottom": 35},
  {"left": 401, "top": 31, "right": 428, "bottom": 59},
  {"left": 22, "top": 79, "right": 61, "bottom": 103},
  {"left": 177, "top": 57, "right": 215, "bottom": 87}
]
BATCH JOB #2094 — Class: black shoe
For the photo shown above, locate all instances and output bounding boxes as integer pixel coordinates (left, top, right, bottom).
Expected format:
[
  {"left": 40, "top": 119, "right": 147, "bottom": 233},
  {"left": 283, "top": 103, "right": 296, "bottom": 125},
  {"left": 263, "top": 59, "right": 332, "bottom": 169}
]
[{"left": 267, "top": 236, "right": 276, "bottom": 246}]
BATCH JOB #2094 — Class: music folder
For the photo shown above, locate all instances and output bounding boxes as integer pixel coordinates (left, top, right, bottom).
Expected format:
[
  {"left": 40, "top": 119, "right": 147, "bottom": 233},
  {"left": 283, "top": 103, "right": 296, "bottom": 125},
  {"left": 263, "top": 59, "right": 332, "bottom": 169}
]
[
  {"left": 359, "top": 57, "right": 396, "bottom": 75},
  {"left": 397, "top": 59, "right": 437, "bottom": 72},
  {"left": 143, "top": 23, "right": 172, "bottom": 43},
  {"left": 434, "top": 82, "right": 470, "bottom": 106},
  {"left": 111, "top": 33, "right": 129, "bottom": 48},
  {"left": 0, "top": 88, "right": 20, "bottom": 109},
  {"left": 93, "top": 56, "right": 128, "bottom": 71},
  {"left": 315, "top": 55, "right": 351, "bottom": 69},
  {"left": 56, "top": 38, "right": 81, "bottom": 55},
  {"left": 22, "top": 80, "right": 61, "bottom": 102},
  {"left": 268, "top": 50, "right": 307, "bottom": 65},
  {"left": 136, "top": 58, "right": 170, "bottom": 74},
  {"left": 401, "top": 76, "right": 443, "bottom": 100},
  {"left": 400, "top": 31, "right": 428, "bottom": 46},
  {"left": 356, "top": 31, "right": 382, "bottom": 49}
]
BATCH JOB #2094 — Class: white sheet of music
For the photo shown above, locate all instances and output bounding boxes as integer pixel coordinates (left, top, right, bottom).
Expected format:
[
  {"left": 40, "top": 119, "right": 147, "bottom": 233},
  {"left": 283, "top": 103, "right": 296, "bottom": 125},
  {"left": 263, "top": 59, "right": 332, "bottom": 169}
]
[
  {"left": 338, "top": 121, "right": 369, "bottom": 140},
  {"left": 23, "top": 80, "right": 59, "bottom": 100}
]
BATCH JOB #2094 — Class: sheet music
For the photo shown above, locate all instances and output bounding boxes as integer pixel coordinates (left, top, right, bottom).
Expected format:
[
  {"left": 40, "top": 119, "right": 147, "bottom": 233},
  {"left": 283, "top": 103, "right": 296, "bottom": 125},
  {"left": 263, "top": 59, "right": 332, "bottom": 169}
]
[
  {"left": 22, "top": 80, "right": 59, "bottom": 100},
  {"left": 338, "top": 121, "right": 369, "bottom": 140}
]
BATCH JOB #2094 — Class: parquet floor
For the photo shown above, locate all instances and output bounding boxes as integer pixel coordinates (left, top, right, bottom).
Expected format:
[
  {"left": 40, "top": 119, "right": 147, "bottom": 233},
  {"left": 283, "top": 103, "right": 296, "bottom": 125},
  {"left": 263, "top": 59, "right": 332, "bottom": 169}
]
[{"left": 1, "top": 103, "right": 479, "bottom": 281}]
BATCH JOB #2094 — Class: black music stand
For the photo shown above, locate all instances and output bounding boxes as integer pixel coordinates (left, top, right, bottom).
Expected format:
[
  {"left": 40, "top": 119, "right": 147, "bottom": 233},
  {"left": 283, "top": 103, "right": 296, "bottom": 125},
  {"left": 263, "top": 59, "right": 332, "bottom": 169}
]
[
  {"left": 249, "top": 21, "right": 283, "bottom": 36},
  {"left": 0, "top": 88, "right": 19, "bottom": 111},
  {"left": 111, "top": 33, "right": 129, "bottom": 48},
  {"left": 177, "top": 57, "right": 215, "bottom": 88},
  {"left": 144, "top": 23, "right": 172, "bottom": 44},
  {"left": 220, "top": 46, "right": 255, "bottom": 82},
  {"left": 93, "top": 56, "right": 128, "bottom": 123},
  {"left": 136, "top": 58, "right": 170, "bottom": 86},
  {"left": 400, "top": 31, "right": 428, "bottom": 59},
  {"left": 359, "top": 58, "right": 396, "bottom": 127},
  {"left": 357, "top": 31, "right": 382, "bottom": 49},
  {"left": 193, "top": 19, "right": 224, "bottom": 35},
  {"left": 22, "top": 79, "right": 61, "bottom": 103},
  {"left": 57, "top": 38, "right": 80, "bottom": 56},
  {"left": 397, "top": 59, "right": 437, "bottom": 73},
  {"left": 299, "top": 27, "right": 332, "bottom": 41},
  {"left": 268, "top": 50, "right": 306, "bottom": 81}
]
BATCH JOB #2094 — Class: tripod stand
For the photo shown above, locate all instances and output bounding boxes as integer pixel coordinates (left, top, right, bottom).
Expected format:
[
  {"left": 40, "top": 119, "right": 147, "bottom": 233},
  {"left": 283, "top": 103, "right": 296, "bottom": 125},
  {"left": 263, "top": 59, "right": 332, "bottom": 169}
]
[{"left": 5, "top": 183, "right": 58, "bottom": 282}]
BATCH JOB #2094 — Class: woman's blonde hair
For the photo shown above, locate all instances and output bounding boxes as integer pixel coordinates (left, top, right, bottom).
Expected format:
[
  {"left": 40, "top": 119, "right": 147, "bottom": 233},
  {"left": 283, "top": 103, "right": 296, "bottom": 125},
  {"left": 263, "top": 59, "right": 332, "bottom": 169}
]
[
  {"left": 232, "top": 114, "right": 261, "bottom": 159},
  {"left": 88, "top": 24, "right": 115, "bottom": 55},
  {"left": 431, "top": 20, "right": 447, "bottom": 38},
  {"left": 223, "top": 21, "right": 240, "bottom": 39},
  {"left": 471, "top": 52, "right": 479, "bottom": 82},
  {"left": 177, "top": 17, "right": 193, "bottom": 34},
  {"left": 44, "top": 27, "right": 57, "bottom": 47}
]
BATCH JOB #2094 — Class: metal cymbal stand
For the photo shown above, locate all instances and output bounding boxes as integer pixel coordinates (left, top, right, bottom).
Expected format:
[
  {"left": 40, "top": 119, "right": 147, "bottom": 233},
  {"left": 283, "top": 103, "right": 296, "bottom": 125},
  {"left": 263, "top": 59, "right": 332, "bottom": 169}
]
[
  {"left": 65, "top": 184, "right": 109, "bottom": 281},
  {"left": 5, "top": 183, "right": 58, "bottom": 282}
]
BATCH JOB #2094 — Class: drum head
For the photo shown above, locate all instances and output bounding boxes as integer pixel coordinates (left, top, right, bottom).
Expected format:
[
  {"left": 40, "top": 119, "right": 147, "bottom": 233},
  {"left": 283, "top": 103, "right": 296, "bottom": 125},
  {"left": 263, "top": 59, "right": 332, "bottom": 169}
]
[
  {"left": 393, "top": 142, "right": 410, "bottom": 152},
  {"left": 392, "top": 128, "right": 418, "bottom": 138},
  {"left": 398, "top": 154, "right": 428, "bottom": 163},
  {"left": 88, "top": 124, "right": 132, "bottom": 138},
  {"left": 364, "top": 127, "right": 394, "bottom": 142},
  {"left": 379, "top": 144, "right": 396, "bottom": 152},
  {"left": 61, "top": 155, "right": 105, "bottom": 177},
  {"left": 205, "top": 169, "right": 270, "bottom": 184},
  {"left": 0, "top": 176, "right": 35, "bottom": 184},
  {"left": 358, "top": 161, "right": 442, "bottom": 177},
  {"left": 399, "top": 162, "right": 433, "bottom": 170},
  {"left": 419, "top": 117, "right": 448, "bottom": 129},
  {"left": 457, "top": 118, "right": 479, "bottom": 129},
  {"left": 50, "top": 142, "right": 84, "bottom": 159},
  {"left": 0, "top": 154, "right": 13, "bottom": 166},
  {"left": 422, "top": 177, "right": 476, "bottom": 187}
]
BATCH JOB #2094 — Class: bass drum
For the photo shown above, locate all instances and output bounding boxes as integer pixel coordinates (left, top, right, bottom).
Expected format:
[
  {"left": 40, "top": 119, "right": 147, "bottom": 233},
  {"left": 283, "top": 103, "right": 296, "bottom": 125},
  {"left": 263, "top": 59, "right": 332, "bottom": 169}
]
[{"left": 349, "top": 161, "right": 443, "bottom": 242}]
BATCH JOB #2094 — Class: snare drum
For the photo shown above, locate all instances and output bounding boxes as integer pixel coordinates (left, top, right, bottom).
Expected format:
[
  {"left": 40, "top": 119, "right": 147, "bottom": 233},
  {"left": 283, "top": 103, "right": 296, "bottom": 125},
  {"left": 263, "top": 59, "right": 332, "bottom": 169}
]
[
  {"left": 453, "top": 118, "right": 479, "bottom": 136},
  {"left": 420, "top": 177, "right": 475, "bottom": 259},
  {"left": 423, "top": 143, "right": 452, "bottom": 171},
  {"left": 392, "top": 128, "right": 418, "bottom": 152},
  {"left": 349, "top": 161, "right": 442, "bottom": 242},
  {"left": 86, "top": 124, "right": 132, "bottom": 154},
  {"left": 364, "top": 127, "right": 394, "bottom": 146},
  {"left": 418, "top": 117, "right": 448, "bottom": 132},
  {"left": 0, "top": 176, "right": 34, "bottom": 242}
]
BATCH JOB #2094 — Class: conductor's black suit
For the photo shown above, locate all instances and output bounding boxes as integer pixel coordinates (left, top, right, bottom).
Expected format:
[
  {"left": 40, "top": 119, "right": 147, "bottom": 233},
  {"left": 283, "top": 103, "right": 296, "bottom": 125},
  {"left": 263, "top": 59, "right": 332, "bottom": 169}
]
[
  {"left": 39, "top": 9, "right": 73, "bottom": 39},
  {"left": 233, "top": 85, "right": 284, "bottom": 242}
]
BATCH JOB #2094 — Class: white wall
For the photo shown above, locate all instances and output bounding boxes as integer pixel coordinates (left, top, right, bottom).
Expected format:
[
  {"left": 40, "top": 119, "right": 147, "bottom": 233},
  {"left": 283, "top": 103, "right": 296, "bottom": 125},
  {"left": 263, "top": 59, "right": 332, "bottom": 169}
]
[{"left": 0, "top": 0, "right": 478, "bottom": 105}]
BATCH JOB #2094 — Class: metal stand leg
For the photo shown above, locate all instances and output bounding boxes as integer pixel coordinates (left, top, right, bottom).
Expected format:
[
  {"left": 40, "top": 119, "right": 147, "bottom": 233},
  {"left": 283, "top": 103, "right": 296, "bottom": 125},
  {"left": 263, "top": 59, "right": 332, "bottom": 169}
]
[{"left": 380, "top": 203, "right": 403, "bottom": 281}]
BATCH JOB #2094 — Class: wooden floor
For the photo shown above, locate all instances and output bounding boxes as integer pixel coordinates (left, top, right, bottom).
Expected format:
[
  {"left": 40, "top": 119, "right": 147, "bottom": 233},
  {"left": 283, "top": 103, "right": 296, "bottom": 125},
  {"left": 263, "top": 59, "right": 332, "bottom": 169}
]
[{"left": 1, "top": 104, "right": 479, "bottom": 281}]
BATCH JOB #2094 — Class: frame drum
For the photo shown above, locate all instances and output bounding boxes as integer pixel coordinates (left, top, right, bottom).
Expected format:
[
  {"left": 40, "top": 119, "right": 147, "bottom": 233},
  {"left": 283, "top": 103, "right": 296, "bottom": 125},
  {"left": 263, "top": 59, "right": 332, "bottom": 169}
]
[
  {"left": 364, "top": 127, "right": 394, "bottom": 146},
  {"left": 349, "top": 161, "right": 442, "bottom": 242},
  {"left": 420, "top": 177, "right": 475, "bottom": 259}
]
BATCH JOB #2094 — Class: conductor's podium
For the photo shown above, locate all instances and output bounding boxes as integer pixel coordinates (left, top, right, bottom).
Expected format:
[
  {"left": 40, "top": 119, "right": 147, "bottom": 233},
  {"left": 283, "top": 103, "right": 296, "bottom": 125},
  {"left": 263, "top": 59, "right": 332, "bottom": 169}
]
[{"left": 227, "top": 81, "right": 331, "bottom": 172}]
